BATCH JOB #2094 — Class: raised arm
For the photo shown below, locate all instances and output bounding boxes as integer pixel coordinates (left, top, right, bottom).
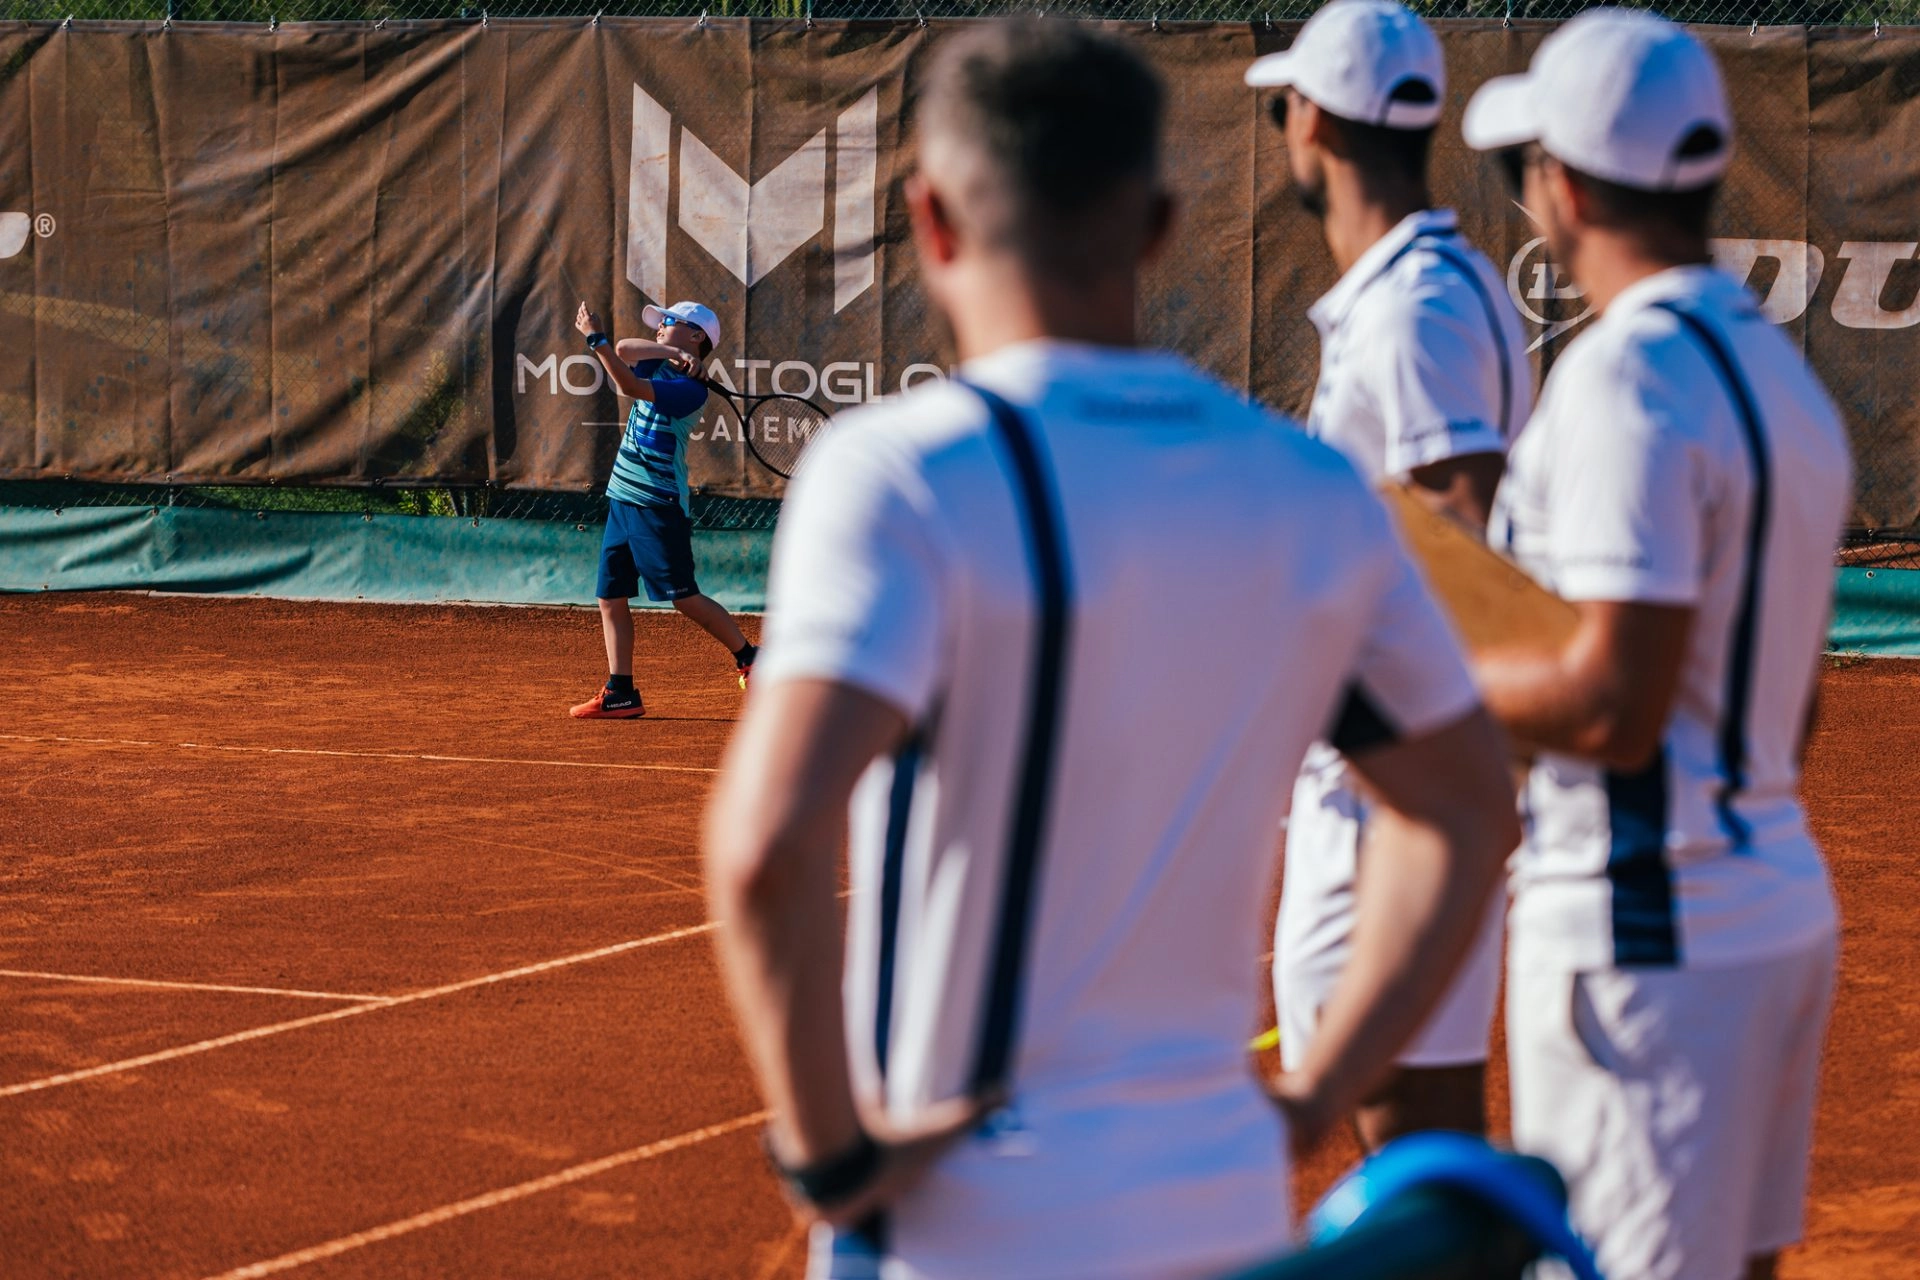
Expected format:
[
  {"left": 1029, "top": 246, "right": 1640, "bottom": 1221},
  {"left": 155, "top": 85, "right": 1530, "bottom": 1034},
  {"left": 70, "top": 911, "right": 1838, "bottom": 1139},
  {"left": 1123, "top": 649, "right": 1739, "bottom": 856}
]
[{"left": 573, "top": 301, "right": 694, "bottom": 401}]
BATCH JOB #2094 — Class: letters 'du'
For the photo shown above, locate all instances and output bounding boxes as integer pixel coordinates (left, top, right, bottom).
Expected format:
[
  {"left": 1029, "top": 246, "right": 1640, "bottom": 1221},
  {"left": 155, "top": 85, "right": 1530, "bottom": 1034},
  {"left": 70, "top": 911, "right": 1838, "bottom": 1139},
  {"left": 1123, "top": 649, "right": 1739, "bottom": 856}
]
[{"left": 626, "top": 85, "right": 880, "bottom": 315}]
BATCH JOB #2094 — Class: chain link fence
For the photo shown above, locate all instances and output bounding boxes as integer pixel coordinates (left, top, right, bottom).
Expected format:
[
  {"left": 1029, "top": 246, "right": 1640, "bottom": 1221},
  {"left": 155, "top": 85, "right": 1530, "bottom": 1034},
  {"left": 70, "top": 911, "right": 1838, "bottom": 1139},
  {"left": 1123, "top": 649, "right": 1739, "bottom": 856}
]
[{"left": 3, "top": 1, "right": 1912, "bottom": 38}]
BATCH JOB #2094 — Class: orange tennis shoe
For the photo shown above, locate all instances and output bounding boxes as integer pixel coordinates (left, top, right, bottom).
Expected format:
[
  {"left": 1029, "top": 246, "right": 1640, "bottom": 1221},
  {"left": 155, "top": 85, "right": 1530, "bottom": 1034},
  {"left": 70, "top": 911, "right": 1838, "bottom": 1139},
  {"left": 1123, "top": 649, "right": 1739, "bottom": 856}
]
[{"left": 570, "top": 686, "right": 646, "bottom": 719}]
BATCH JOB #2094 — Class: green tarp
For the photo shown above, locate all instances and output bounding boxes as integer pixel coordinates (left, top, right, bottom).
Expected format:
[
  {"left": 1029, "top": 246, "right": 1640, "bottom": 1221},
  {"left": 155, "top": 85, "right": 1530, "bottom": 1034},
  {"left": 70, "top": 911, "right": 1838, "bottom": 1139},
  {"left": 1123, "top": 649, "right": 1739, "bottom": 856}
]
[
  {"left": 0, "top": 504, "right": 769, "bottom": 611},
  {"left": 6, "top": 506, "right": 1920, "bottom": 658},
  {"left": 1830, "top": 568, "right": 1920, "bottom": 658}
]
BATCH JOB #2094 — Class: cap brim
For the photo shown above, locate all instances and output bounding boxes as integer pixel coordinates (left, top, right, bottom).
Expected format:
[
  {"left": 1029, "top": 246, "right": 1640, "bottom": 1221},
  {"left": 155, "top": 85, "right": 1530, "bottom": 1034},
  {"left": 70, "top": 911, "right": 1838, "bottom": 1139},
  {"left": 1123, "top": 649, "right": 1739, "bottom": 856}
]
[
  {"left": 640, "top": 303, "right": 668, "bottom": 329},
  {"left": 1462, "top": 74, "right": 1539, "bottom": 152},
  {"left": 1244, "top": 50, "right": 1299, "bottom": 89}
]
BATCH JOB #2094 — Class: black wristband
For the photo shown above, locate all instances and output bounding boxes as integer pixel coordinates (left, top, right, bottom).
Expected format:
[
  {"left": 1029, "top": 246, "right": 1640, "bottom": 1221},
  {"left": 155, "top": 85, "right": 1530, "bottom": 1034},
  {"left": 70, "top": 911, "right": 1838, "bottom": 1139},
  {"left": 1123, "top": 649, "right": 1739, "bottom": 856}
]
[
  {"left": 586, "top": 332, "right": 609, "bottom": 349},
  {"left": 765, "top": 1129, "right": 883, "bottom": 1209}
]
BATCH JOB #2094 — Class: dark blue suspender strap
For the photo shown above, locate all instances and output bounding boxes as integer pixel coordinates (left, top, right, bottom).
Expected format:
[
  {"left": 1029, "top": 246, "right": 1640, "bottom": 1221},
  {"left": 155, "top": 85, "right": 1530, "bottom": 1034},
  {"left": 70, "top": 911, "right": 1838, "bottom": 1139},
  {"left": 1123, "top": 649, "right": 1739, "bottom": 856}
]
[
  {"left": 872, "top": 734, "right": 922, "bottom": 1077},
  {"left": 960, "top": 381, "right": 1075, "bottom": 1099},
  {"left": 1420, "top": 238, "right": 1518, "bottom": 440},
  {"left": 1650, "top": 300, "right": 1773, "bottom": 850}
]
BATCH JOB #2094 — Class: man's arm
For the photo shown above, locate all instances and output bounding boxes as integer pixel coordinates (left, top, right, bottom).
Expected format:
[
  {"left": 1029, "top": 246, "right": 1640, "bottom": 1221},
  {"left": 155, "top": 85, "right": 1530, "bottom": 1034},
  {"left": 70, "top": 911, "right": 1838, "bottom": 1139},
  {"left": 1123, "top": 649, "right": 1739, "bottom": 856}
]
[
  {"left": 1272, "top": 705, "right": 1521, "bottom": 1149},
  {"left": 704, "top": 678, "right": 985, "bottom": 1225},
  {"left": 1474, "top": 600, "right": 1694, "bottom": 769},
  {"left": 1407, "top": 452, "right": 1505, "bottom": 531}
]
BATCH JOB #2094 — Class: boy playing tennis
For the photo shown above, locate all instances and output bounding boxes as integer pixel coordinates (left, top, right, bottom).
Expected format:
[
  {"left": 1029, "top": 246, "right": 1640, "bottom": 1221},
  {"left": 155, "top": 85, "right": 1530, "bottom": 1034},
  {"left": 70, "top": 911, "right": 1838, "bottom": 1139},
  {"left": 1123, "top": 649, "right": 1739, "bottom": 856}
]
[{"left": 569, "top": 298, "right": 757, "bottom": 719}]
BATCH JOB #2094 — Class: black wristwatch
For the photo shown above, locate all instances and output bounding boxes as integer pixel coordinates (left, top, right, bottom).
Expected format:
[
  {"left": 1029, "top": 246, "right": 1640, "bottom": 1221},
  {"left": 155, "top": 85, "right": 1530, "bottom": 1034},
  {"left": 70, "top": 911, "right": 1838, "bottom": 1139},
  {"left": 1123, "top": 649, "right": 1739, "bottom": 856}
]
[
  {"left": 765, "top": 1129, "right": 883, "bottom": 1209},
  {"left": 585, "top": 332, "right": 610, "bottom": 350}
]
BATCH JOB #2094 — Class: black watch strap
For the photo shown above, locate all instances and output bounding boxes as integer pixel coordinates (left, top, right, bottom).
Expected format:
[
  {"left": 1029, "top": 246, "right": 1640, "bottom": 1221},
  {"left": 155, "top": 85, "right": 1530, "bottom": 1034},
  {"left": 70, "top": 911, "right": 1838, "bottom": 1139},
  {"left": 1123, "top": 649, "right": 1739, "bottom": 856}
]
[
  {"left": 586, "top": 332, "right": 610, "bottom": 349},
  {"left": 766, "top": 1129, "right": 882, "bottom": 1209}
]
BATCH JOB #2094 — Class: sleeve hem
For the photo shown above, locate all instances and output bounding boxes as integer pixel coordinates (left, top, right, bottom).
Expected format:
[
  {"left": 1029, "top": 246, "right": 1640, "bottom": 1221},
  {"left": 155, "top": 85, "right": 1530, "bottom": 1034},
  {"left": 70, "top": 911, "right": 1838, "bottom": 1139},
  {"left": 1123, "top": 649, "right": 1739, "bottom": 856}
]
[
  {"left": 1554, "top": 569, "right": 1701, "bottom": 607},
  {"left": 1389, "top": 681, "right": 1485, "bottom": 745},
  {"left": 1389, "top": 426, "right": 1507, "bottom": 477},
  {"left": 752, "top": 652, "right": 927, "bottom": 724}
]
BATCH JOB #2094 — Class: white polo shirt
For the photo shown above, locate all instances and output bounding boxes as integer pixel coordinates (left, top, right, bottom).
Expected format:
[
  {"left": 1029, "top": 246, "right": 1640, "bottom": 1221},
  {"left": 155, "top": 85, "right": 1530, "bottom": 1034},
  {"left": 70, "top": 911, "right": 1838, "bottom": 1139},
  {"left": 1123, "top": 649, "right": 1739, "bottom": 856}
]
[
  {"left": 1305, "top": 207, "right": 1529, "bottom": 481},
  {"left": 1492, "top": 266, "right": 1852, "bottom": 972},
  {"left": 758, "top": 339, "right": 1481, "bottom": 1279},
  {"left": 1291, "top": 206, "right": 1531, "bottom": 894}
]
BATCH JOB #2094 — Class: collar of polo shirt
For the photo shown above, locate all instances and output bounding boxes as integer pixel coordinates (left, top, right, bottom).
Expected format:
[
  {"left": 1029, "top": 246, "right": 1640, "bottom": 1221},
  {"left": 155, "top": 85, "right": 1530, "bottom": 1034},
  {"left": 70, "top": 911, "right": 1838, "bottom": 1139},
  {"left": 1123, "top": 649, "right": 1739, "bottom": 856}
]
[{"left": 1309, "top": 207, "right": 1459, "bottom": 335}]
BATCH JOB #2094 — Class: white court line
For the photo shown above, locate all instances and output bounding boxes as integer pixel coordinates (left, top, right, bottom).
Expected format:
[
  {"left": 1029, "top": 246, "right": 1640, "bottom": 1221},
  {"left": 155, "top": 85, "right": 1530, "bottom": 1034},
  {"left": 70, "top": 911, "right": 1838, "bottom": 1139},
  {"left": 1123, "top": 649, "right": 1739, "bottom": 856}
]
[
  {"left": 0, "top": 969, "right": 392, "bottom": 1004},
  {"left": 0, "top": 920, "right": 719, "bottom": 1100},
  {"left": 201, "top": 1110, "right": 769, "bottom": 1280},
  {"left": 0, "top": 733, "right": 718, "bottom": 775}
]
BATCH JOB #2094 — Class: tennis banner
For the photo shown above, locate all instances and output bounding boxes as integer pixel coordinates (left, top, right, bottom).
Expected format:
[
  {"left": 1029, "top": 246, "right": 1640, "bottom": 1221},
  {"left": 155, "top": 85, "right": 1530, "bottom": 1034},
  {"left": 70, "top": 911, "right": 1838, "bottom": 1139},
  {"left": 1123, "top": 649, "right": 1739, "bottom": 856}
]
[{"left": 0, "top": 20, "right": 1916, "bottom": 523}]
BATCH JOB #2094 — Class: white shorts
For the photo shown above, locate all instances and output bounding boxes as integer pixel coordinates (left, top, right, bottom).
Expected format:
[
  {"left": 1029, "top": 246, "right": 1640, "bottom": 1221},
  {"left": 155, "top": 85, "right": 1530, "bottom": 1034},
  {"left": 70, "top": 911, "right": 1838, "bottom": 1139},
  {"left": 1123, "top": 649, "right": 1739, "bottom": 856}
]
[
  {"left": 1506, "top": 930, "right": 1837, "bottom": 1280},
  {"left": 1274, "top": 764, "right": 1504, "bottom": 1072}
]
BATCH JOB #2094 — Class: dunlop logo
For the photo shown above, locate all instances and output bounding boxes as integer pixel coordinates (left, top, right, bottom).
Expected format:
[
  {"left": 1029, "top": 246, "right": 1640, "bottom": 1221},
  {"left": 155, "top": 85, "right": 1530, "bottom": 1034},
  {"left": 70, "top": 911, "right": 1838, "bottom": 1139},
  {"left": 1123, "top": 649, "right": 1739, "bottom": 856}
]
[{"left": 1508, "top": 236, "right": 1920, "bottom": 349}]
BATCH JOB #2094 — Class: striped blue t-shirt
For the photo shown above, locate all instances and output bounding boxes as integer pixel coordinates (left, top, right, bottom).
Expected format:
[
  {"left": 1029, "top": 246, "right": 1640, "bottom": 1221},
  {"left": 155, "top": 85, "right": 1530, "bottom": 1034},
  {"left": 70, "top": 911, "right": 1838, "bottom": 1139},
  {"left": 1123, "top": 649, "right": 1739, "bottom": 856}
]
[{"left": 606, "top": 359, "right": 709, "bottom": 513}]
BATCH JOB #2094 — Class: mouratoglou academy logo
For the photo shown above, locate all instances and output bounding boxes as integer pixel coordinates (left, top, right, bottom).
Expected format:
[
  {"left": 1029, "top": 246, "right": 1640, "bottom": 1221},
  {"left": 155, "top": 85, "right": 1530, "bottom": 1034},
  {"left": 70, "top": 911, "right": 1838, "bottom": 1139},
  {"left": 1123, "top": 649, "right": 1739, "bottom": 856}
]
[
  {"left": 1509, "top": 236, "right": 1920, "bottom": 348},
  {"left": 627, "top": 83, "right": 879, "bottom": 313},
  {"left": 517, "top": 83, "right": 899, "bottom": 409}
]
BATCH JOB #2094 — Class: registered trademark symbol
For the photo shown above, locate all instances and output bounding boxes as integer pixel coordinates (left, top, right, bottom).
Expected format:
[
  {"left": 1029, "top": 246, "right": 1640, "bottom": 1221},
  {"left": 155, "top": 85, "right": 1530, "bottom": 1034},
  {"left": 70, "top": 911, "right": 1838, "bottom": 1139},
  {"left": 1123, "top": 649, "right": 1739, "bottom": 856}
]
[{"left": 34, "top": 214, "right": 54, "bottom": 238}]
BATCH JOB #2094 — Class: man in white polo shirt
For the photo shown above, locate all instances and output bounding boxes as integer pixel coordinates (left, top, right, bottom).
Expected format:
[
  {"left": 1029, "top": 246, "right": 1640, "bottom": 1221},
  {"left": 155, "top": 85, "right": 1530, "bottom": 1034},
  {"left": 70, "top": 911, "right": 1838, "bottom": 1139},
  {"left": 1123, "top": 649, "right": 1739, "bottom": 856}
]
[
  {"left": 1464, "top": 12, "right": 1851, "bottom": 1278},
  {"left": 1246, "top": 0, "right": 1530, "bottom": 1148},
  {"left": 703, "top": 19, "right": 1521, "bottom": 1280}
]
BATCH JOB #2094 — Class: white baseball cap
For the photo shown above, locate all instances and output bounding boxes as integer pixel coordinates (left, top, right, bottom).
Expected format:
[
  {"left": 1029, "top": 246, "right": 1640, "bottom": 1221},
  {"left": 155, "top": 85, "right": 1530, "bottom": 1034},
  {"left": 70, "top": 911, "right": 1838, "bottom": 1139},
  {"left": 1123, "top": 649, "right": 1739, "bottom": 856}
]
[
  {"left": 1244, "top": 0, "right": 1445, "bottom": 131},
  {"left": 1463, "top": 8, "right": 1732, "bottom": 192},
  {"left": 641, "top": 299, "right": 721, "bottom": 349}
]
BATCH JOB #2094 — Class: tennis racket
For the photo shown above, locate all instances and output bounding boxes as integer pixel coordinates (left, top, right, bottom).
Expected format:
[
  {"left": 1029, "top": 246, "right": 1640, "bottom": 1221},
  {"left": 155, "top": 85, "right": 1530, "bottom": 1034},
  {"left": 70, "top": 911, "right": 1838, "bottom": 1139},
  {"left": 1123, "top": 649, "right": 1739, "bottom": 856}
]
[{"left": 702, "top": 383, "right": 834, "bottom": 479}]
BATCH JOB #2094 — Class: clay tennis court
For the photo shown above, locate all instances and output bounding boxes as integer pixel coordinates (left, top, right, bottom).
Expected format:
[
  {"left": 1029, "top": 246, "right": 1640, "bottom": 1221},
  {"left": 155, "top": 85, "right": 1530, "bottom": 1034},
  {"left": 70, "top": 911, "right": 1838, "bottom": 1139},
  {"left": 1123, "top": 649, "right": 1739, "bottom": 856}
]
[{"left": 3, "top": 593, "right": 1914, "bottom": 1278}]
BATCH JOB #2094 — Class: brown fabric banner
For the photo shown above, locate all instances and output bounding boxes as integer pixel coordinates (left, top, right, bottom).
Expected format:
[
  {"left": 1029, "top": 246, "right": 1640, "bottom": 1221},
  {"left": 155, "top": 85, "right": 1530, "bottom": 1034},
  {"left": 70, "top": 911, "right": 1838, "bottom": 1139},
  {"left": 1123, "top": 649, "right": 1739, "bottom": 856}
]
[{"left": 0, "top": 19, "right": 1915, "bottom": 524}]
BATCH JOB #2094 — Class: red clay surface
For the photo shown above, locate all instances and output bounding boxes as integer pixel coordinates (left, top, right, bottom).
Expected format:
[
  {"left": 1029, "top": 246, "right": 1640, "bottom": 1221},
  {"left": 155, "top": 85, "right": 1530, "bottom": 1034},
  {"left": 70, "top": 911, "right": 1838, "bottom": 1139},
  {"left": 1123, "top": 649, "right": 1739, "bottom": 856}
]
[{"left": 1, "top": 594, "right": 1915, "bottom": 1278}]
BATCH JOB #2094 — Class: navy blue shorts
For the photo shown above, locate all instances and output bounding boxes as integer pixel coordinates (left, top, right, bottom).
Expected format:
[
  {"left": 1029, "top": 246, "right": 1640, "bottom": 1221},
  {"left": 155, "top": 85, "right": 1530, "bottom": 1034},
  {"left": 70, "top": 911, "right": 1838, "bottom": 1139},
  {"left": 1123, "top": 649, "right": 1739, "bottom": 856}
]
[{"left": 597, "top": 499, "right": 699, "bottom": 603}]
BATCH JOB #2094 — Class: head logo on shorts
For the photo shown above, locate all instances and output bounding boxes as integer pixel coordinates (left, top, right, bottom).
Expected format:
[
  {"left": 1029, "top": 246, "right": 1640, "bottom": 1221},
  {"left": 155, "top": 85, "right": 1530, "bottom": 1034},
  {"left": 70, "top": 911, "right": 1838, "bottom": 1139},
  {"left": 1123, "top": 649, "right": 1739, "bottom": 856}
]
[{"left": 627, "top": 85, "right": 879, "bottom": 315}]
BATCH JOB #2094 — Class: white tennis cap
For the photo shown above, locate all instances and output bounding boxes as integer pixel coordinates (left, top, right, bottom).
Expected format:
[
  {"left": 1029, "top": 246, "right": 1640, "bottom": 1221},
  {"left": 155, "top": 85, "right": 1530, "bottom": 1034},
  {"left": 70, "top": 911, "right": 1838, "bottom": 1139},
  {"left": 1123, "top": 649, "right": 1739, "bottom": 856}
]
[
  {"left": 1244, "top": 0, "right": 1445, "bottom": 131},
  {"left": 641, "top": 299, "right": 721, "bottom": 349},
  {"left": 1463, "top": 8, "right": 1733, "bottom": 192}
]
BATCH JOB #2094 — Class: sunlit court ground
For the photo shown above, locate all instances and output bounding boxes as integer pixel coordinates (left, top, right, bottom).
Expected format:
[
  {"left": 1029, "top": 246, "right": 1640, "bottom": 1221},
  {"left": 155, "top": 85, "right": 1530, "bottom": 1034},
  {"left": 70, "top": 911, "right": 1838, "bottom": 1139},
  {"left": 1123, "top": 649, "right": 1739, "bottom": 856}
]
[{"left": 2, "top": 594, "right": 1916, "bottom": 1278}]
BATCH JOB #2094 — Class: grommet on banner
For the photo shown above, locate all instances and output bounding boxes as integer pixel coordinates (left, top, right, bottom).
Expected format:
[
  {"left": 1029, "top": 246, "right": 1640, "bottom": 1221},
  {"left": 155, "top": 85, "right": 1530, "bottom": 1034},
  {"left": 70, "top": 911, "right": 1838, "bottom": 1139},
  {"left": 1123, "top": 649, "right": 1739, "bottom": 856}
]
[
  {"left": 481, "top": 10, "right": 488, "bottom": 26},
  {"left": 697, "top": 8, "right": 708, "bottom": 27},
  {"left": 1152, "top": 12, "right": 1160, "bottom": 30},
  {"left": 591, "top": 9, "right": 600, "bottom": 24},
  {"left": 1749, "top": 19, "right": 1757, "bottom": 34},
  {"left": 162, "top": 14, "right": 171, "bottom": 29},
  {"left": 62, "top": 13, "right": 72, "bottom": 26},
  {"left": 1875, "top": 18, "right": 1883, "bottom": 35}
]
